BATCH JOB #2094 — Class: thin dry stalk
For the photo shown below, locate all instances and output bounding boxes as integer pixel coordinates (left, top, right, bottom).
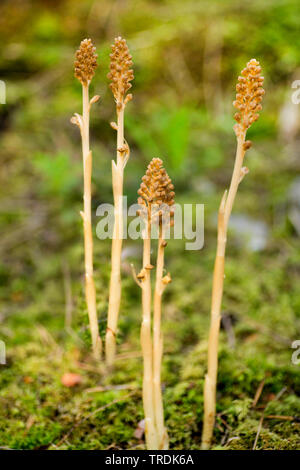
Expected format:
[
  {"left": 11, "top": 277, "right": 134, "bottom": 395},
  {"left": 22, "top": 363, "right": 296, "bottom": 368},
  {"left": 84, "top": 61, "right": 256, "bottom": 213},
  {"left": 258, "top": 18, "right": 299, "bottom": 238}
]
[
  {"left": 106, "top": 37, "right": 134, "bottom": 366},
  {"left": 153, "top": 226, "right": 171, "bottom": 450},
  {"left": 136, "top": 158, "right": 174, "bottom": 450},
  {"left": 141, "top": 220, "right": 158, "bottom": 449},
  {"left": 132, "top": 206, "right": 157, "bottom": 449},
  {"left": 72, "top": 39, "right": 102, "bottom": 359},
  {"left": 201, "top": 59, "right": 264, "bottom": 450}
]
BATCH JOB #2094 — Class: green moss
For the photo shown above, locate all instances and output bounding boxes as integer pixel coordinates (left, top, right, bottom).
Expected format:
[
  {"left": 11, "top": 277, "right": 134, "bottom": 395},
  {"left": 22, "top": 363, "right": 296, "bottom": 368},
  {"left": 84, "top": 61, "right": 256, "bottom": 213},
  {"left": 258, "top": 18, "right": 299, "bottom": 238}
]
[{"left": 0, "top": 0, "right": 300, "bottom": 451}]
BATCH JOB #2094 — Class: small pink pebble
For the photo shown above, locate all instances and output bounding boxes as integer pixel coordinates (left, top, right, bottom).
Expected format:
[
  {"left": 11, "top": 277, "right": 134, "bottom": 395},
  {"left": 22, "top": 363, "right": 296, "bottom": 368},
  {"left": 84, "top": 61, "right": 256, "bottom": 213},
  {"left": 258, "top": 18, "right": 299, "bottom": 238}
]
[{"left": 61, "top": 372, "right": 82, "bottom": 387}]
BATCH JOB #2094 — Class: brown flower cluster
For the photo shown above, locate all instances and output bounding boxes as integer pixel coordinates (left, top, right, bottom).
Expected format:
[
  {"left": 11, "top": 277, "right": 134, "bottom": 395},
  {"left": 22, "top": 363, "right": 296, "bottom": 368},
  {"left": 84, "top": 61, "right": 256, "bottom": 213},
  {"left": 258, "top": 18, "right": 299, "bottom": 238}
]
[
  {"left": 108, "top": 37, "right": 134, "bottom": 108},
  {"left": 138, "top": 158, "right": 175, "bottom": 225},
  {"left": 74, "top": 39, "right": 98, "bottom": 85},
  {"left": 233, "top": 59, "right": 264, "bottom": 136}
]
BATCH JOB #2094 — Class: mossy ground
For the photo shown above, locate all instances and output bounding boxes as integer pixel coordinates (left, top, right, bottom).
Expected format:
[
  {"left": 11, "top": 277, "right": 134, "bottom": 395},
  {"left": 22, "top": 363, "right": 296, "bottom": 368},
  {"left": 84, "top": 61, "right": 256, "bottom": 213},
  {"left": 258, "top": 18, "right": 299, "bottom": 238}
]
[
  {"left": 1, "top": 223, "right": 299, "bottom": 449},
  {"left": 0, "top": 0, "right": 300, "bottom": 451}
]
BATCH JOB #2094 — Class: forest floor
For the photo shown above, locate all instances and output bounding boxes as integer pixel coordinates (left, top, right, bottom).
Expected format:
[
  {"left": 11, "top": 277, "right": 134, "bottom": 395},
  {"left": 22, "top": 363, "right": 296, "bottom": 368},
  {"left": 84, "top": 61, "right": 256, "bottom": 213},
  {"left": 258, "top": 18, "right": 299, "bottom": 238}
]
[{"left": 0, "top": 3, "right": 299, "bottom": 444}]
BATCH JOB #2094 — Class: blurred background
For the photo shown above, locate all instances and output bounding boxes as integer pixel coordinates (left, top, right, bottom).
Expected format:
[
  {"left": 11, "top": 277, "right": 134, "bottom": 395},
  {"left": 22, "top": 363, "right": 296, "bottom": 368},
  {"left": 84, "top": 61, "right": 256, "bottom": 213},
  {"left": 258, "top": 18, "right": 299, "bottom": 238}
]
[{"left": 0, "top": 0, "right": 300, "bottom": 450}]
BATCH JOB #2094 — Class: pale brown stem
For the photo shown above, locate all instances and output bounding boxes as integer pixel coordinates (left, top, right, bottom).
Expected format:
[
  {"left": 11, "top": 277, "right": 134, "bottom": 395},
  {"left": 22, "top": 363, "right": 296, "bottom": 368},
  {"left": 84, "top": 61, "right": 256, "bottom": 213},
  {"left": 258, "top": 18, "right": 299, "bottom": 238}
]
[
  {"left": 81, "top": 84, "right": 102, "bottom": 360},
  {"left": 140, "top": 217, "right": 158, "bottom": 449},
  {"left": 153, "top": 228, "right": 169, "bottom": 450},
  {"left": 106, "top": 106, "right": 125, "bottom": 365},
  {"left": 202, "top": 131, "right": 246, "bottom": 449}
]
